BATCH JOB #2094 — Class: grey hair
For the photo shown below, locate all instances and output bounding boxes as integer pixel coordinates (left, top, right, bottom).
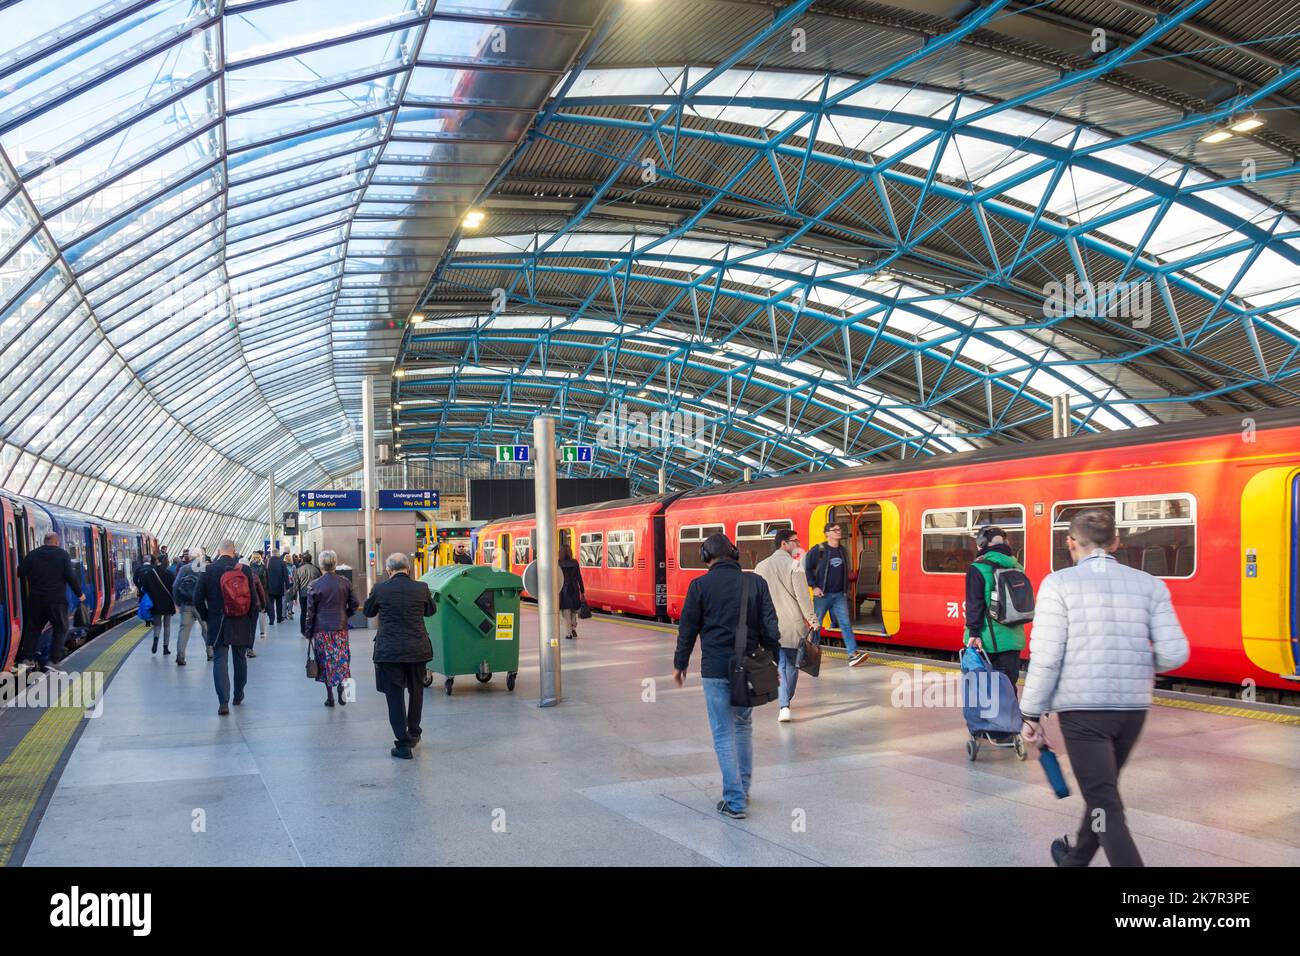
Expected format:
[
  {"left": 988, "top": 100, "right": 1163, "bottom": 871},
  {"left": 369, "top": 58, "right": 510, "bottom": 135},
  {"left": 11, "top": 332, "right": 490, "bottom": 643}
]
[
  {"left": 318, "top": 549, "right": 338, "bottom": 571},
  {"left": 218, "top": 538, "right": 237, "bottom": 555},
  {"left": 386, "top": 553, "right": 410, "bottom": 573}
]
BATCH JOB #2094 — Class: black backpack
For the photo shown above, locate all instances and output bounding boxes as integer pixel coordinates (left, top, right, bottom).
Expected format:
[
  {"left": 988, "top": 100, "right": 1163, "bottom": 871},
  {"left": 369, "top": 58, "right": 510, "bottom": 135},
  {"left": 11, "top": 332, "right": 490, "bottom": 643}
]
[
  {"left": 173, "top": 566, "right": 198, "bottom": 605},
  {"left": 979, "top": 558, "right": 1036, "bottom": 625}
]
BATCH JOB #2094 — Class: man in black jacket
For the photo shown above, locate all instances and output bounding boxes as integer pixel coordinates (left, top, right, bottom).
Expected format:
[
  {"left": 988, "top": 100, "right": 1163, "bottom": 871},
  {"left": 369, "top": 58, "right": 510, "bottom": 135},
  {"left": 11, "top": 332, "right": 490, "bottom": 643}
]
[
  {"left": 363, "top": 553, "right": 435, "bottom": 760},
  {"left": 194, "top": 539, "right": 259, "bottom": 716},
  {"left": 265, "top": 551, "right": 289, "bottom": 626},
  {"left": 16, "top": 533, "right": 84, "bottom": 672},
  {"left": 673, "top": 533, "right": 781, "bottom": 819}
]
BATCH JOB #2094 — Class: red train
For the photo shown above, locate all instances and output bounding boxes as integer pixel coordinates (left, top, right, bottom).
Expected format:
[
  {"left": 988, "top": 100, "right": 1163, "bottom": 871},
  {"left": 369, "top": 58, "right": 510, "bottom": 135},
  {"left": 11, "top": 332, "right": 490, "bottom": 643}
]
[{"left": 478, "top": 409, "right": 1300, "bottom": 694}]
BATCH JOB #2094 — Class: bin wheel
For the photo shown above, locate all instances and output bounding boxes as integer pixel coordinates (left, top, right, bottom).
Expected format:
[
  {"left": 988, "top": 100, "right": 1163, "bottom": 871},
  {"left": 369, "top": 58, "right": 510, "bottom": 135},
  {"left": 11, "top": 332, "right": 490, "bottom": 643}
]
[
  {"left": 966, "top": 738, "right": 979, "bottom": 761},
  {"left": 475, "top": 671, "right": 492, "bottom": 684},
  {"left": 1014, "top": 736, "right": 1027, "bottom": 761},
  {"left": 507, "top": 672, "right": 516, "bottom": 691},
  {"left": 444, "top": 678, "right": 454, "bottom": 696}
]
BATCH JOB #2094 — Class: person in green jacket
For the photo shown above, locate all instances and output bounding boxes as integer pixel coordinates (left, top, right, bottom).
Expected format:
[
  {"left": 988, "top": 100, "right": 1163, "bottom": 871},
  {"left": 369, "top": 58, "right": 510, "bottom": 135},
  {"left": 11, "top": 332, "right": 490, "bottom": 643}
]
[{"left": 964, "top": 525, "right": 1027, "bottom": 741}]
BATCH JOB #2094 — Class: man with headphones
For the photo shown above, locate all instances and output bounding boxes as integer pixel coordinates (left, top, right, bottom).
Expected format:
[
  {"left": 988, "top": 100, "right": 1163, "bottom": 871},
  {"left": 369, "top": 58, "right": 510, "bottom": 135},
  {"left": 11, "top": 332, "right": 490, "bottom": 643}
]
[
  {"left": 964, "top": 525, "right": 1026, "bottom": 740},
  {"left": 674, "top": 532, "right": 781, "bottom": 819}
]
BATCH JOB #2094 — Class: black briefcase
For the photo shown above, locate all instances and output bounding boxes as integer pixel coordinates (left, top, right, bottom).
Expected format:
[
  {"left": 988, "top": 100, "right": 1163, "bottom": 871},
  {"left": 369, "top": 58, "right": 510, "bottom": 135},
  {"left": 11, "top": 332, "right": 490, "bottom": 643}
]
[
  {"left": 796, "top": 625, "right": 822, "bottom": 677},
  {"left": 728, "top": 574, "right": 780, "bottom": 707}
]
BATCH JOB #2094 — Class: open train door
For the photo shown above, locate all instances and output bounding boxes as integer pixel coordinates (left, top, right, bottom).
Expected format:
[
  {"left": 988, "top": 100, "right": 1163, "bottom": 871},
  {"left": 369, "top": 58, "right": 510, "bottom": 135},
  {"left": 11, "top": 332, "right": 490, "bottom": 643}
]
[
  {"left": 809, "top": 500, "right": 900, "bottom": 638},
  {"left": 1241, "top": 467, "right": 1300, "bottom": 680},
  {"left": 0, "top": 499, "right": 20, "bottom": 672}
]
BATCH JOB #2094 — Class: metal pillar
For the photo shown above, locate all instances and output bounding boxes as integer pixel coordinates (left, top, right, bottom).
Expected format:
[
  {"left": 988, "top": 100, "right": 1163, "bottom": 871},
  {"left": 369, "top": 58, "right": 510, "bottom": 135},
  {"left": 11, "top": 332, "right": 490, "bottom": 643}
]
[
  {"left": 534, "top": 416, "right": 561, "bottom": 707},
  {"left": 362, "top": 375, "right": 377, "bottom": 596},
  {"left": 743, "top": 466, "right": 752, "bottom": 483},
  {"left": 263, "top": 474, "right": 274, "bottom": 637},
  {"left": 657, "top": 466, "right": 666, "bottom": 494},
  {"left": 1051, "top": 394, "right": 1071, "bottom": 438}
]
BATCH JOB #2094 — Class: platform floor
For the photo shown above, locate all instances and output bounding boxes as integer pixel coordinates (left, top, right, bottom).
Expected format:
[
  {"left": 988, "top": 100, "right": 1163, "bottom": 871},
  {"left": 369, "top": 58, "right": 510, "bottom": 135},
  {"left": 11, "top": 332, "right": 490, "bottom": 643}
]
[{"left": 19, "top": 611, "right": 1300, "bottom": 867}]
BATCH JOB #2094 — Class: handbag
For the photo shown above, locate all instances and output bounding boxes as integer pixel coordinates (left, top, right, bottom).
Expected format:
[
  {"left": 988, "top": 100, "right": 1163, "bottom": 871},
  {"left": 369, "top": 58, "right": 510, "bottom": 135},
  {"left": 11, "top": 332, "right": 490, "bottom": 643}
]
[
  {"left": 136, "top": 591, "right": 153, "bottom": 623},
  {"left": 577, "top": 597, "right": 592, "bottom": 620},
  {"left": 305, "top": 638, "right": 319, "bottom": 679},
  {"left": 728, "top": 573, "right": 780, "bottom": 707},
  {"left": 796, "top": 623, "right": 822, "bottom": 677}
]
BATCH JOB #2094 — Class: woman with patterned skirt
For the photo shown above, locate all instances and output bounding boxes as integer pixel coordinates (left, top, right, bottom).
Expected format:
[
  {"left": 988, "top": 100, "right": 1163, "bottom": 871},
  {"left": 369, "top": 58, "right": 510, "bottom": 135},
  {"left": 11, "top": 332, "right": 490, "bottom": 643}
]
[{"left": 305, "top": 549, "right": 358, "bottom": 707}]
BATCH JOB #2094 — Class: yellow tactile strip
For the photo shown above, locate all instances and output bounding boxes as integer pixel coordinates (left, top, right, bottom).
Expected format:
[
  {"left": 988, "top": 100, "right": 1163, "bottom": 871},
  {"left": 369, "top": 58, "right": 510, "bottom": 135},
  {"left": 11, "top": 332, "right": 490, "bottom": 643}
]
[
  {"left": 578, "top": 612, "right": 1300, "bottom": 727},
  {"left": 0, "top": 624, "right": 147, "bottom": 866}
]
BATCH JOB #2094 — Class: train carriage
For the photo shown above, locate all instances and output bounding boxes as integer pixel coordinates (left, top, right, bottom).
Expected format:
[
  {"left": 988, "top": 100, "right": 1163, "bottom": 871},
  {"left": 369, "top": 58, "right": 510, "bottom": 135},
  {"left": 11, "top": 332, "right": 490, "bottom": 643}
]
[{"left": 477, "top": 408, "right": 1300, "bottom": 695}]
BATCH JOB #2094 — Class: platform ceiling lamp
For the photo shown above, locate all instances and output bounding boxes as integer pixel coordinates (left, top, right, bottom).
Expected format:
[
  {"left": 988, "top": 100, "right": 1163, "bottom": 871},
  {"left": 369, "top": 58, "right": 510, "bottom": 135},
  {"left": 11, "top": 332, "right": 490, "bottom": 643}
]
[{"left": 462, "top": 208, "right": 486, "bottom": 229}]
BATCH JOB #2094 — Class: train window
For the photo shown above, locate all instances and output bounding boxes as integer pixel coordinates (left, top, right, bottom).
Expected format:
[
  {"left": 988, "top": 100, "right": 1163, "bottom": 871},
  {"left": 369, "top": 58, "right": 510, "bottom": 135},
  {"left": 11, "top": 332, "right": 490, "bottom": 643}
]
[
  {"left": 922, "top": 505, "right": 1025, "bottom": 573},
  {"left": 1051, "top": 496, "right": 1196, "bottom": 576},
  {"left": 579, "top": 532, "right": 604, "bottom": 568},
  {"left": 513, "top": 534, "right": 531, "bottom": 566},
  {"left": 678, "top": 524, "right": 725, "bottom": 570},
  {"left": 606, "top": 530, "right": 635, "bottom": 569},
  {"left": 482, "top": 539, "right": 496, "bottom": 566},
  {"left": 735, "top": 519, "right": 793, "bottom": 569}
]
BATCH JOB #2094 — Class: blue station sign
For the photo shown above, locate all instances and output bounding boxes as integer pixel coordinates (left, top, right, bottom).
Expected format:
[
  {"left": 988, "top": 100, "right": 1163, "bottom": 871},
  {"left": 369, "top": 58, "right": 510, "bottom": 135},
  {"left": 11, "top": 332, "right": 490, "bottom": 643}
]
[
  {"left": 298, "top": 489, "right": 362, "bottom": 510},
  {"left": 378, "top": 490, "right": 440, "bottom": 510}
]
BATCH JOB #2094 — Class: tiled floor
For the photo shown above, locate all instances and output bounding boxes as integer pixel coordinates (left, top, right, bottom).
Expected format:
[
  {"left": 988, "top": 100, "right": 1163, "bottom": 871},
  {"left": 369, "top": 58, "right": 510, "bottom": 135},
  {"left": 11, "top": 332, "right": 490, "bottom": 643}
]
[{"left": 22, "top": 611, "right": 1300, "bottom": 866}]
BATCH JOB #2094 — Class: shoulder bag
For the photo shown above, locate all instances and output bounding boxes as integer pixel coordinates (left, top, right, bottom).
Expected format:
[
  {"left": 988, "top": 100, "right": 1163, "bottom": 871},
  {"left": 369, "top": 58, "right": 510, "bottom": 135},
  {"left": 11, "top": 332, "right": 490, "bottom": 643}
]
[
  {"left": 796, "top": 623, "right": 822, "bottom": 677},
  {"left": 728, "top": 573, "right": 780, "bottom": 707},
  {"left": 305, "top": 638, "right": 319, "bottom": 679}
]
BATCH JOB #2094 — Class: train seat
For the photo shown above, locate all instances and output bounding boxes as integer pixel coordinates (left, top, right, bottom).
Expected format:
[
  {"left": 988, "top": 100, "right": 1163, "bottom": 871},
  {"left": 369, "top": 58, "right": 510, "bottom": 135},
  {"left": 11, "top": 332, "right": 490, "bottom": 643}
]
[{"left": 1140, "top": 547, "right": 1169, "bottom": 576}]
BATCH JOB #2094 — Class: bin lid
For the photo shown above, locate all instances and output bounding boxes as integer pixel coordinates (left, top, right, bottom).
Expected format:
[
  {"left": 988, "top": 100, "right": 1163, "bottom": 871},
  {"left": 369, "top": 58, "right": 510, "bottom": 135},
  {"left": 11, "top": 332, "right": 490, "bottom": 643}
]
[{"left": 421, "top": 564, "right": 524, "bottom": 594}]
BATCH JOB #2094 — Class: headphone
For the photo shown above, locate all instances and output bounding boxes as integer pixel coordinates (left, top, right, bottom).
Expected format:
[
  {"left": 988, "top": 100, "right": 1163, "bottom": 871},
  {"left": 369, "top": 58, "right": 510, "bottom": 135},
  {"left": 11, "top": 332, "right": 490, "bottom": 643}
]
[
  {"left": 974, "top": 526, "right": 1005, "bottom": 550},
  {"left": 700, "top": 534, "right": 740, "bottom": 564}
]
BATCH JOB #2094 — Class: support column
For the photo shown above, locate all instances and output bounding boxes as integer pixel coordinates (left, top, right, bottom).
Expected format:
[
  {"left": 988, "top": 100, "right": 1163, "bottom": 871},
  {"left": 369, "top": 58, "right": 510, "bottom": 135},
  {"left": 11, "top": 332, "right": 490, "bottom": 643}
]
[
  {"left": 264, "top": 474, "right": 274, "bottom": 638},
  {"left": 1051, "top": 394, "right": 1071, "bottom": 438},
  {"left": 534, "top": 416, "right": 560, "bottom": 707},
  {"left": 362, "top": 375, "right": 377, "bottom": 596},
  {"left": 657, "top": 466, "right": 666, "bottom": 495}
]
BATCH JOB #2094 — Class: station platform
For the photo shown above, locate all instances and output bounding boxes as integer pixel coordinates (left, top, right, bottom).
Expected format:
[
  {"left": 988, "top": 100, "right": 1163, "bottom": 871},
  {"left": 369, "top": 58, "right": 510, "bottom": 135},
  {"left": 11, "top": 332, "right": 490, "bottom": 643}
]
[{"left": 8, "top": 611, "right": 1300, "bottom": 868}]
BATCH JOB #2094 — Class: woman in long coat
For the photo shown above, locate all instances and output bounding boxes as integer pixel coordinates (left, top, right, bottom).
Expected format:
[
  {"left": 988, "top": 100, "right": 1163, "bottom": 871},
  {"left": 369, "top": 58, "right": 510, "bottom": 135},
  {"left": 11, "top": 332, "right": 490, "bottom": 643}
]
[
  {"left": 134, "top": 554, "right": 177, "bottom": 655},
  {"left": 305, "top": 550, "right": 357, "bottom": 707},
  {"left": 558, "top": 542, "right": 586, "bottom": 641}
]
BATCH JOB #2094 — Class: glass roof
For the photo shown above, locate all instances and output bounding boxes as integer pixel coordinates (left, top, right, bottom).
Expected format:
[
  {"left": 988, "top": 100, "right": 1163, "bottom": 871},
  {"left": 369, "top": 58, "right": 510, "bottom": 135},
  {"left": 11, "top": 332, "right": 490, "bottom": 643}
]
[{"left": 0, "top": 0, "right": 583, "bottom": 546}]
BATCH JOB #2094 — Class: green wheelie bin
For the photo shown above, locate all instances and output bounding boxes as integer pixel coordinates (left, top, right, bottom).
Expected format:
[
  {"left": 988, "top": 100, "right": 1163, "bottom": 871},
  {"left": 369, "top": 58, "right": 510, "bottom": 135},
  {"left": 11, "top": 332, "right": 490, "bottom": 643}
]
[{"left": 421, "top": 565, "right": 524, "bottom": 695}]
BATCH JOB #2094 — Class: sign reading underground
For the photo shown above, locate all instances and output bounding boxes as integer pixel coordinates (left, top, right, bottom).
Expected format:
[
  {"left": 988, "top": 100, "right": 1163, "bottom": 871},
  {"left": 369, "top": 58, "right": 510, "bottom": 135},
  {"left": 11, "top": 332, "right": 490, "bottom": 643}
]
[{"left": 297, "top": 489, "right": 363, "bottom": 510}]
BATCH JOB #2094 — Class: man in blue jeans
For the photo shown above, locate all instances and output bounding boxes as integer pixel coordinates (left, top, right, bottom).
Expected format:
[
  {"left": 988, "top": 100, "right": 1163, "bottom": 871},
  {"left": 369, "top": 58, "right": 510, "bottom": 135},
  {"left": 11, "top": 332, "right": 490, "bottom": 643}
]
[
  {"left": 673, "top": 533, "right": 781, "bottom": 819},
  {"left": 805, "top": 522, "right": 868, "bottom": 667}
]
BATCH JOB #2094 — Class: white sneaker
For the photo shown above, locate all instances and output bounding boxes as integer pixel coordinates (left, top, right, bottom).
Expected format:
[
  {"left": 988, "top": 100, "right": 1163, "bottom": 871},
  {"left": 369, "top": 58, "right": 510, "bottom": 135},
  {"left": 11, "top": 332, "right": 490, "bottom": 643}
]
[
  {"left": 778, "top": 707, "right": 792, "bottom": 723},
  {"left": 848, "top": 652, "right": 868, "bottom": 667}
]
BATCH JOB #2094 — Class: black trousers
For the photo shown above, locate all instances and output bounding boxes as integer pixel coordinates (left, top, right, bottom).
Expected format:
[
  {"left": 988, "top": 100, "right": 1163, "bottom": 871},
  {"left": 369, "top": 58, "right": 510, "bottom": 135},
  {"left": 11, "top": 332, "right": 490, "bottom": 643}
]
[
  {"left": 379, "top": 663, "right": 425, "bottom": 745},
  {"left": 985, "top": 648, "right": 1021, "bottom": 741},
  {"left": 18, "top": 599, "right": 70, "bottom": 665},
  {"left": 1058, "top": 710, "right": 1147, "bottom": 867},
  {"left": 266, "top": 593, "right": 283, "bottom": 625},
  {"left": 298, "top": 595, "right": 309, "bottom": 635}
]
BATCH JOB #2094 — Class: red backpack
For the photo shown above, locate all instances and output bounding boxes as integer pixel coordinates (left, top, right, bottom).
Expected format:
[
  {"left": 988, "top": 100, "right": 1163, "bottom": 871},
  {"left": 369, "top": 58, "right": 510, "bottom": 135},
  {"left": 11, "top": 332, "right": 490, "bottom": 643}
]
[{"left": 220, "top": 566, "right": 252, "bottom": 617}]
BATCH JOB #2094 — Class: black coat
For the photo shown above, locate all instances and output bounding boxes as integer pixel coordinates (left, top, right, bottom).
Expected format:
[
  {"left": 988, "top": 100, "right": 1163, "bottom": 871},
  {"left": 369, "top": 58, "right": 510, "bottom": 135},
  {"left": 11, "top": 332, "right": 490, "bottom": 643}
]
[
  {"left": 194, "top": 555, "right": 258, "bottom": 647},
  {"left": 266, "top": 555, "right": 289, "bottom": 595},
  {"left": 363, "top": 573, "right": 435, "bottom": 663},
  {"left": 134, "top": 563, "right": 177, "bottom": 616},
  {"left": 18, "top": 545, "right": 82, "bottom": 602},
  {"left": 559, "top": 558, "right": 585, "bottom": 610},
  {"left": 674, "top": 558, "right": 781, "bottom": 680}
]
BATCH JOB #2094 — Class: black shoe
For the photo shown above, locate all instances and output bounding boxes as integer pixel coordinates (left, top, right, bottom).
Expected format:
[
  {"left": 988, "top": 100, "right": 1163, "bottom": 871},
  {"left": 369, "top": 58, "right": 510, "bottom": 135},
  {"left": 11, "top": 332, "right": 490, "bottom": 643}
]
[
  {"left": 337, "top": 687, "right": 346, "bottom": 706},
  {"left": 246, "top": 649, "right": 256, "bottom": 658},
  {"left": 1051, "top": 836, "right": 1071, "bottom": 866},
  {"left": 391, "top": 744, "right": 414, "bottom": 760},
  {"left": 176, "top": 657, "right": 186, "bottom": 666},
  {"left": 565, "top": 632, "right": 574, "bottom": 640},
  {"left": 325, "top": 697, "right": 334, "bottom": 707},
  {"left": 408, "top": 733, "right": 421, "bottom": 747},
  {"left": 151, "top": 640, "right": 158, "bottom": 654},
  {"left": 232, "top": 694, "right": 244, "bottom": 706},
  {"left": 716, "top": 800, "right": 746, "bottom": 819},
  {"left": 163, "top": 646, "right": 171, "bottom": 656},
  {"left": 218, "top": 704, "right": 229, "bottom": 716}
]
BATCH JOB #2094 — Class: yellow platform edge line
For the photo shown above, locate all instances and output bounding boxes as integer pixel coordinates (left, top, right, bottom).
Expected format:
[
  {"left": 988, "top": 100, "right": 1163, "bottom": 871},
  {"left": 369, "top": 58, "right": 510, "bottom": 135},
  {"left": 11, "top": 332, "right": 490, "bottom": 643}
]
[{"left": 0, "top": 625, "right": 146, "bottom": 866}]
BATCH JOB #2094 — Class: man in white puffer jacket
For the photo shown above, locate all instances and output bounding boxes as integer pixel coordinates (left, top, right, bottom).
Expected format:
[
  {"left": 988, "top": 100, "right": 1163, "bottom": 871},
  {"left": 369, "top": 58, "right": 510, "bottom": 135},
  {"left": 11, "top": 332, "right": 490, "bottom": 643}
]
[{"left": 1020, "top": 508, "right": 1189, "bottom": 867}]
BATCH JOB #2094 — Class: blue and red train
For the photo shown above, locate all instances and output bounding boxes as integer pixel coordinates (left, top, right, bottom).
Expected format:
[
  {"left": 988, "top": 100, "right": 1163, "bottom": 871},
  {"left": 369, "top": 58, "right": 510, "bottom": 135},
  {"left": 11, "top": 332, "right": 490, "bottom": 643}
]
[{"left": 0, "top": 491, "right": 156, "bottom": 672}]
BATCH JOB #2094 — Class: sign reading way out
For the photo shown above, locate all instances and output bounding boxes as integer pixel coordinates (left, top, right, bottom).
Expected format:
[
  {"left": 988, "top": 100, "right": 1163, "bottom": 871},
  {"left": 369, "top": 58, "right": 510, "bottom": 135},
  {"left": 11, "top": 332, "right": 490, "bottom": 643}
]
[{"left": 378, "top": 490, "right": 440, "bottom": 510}]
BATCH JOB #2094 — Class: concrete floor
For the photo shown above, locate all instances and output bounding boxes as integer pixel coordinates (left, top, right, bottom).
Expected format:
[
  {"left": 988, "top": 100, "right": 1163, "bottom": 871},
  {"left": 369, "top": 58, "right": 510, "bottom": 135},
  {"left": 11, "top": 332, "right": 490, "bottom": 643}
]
[{"left": 22, "top": 610, "right": 1300, "bottom": 867}]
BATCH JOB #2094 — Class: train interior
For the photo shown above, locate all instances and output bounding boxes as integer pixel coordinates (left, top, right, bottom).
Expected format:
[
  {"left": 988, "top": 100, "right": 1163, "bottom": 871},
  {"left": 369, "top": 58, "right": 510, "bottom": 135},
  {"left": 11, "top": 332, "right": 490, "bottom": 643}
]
[{"left": 830, "top": 502, "right": 887, "bottom": 635}]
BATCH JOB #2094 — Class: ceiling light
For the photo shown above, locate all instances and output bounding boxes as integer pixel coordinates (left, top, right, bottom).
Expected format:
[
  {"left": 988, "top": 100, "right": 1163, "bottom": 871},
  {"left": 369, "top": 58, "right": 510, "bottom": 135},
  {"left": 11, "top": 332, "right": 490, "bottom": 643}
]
[
  {"left": 410, "top": 313, "right": 424, "bottom": 323},
  {"left": 462, "top": 209, "right": 485, "bottom": 228},
  {"left": 1200, "top": 129, "right": 1233, "bottom": 144},
  {"left": 394, "top": 403, "right": 402, "bottom": 411},
  {"left": 394, "top": 369, "right": 407, "bottom": 378},
  {"left": 1229, "top": 115, "right": 1263, "bottom": 133}
]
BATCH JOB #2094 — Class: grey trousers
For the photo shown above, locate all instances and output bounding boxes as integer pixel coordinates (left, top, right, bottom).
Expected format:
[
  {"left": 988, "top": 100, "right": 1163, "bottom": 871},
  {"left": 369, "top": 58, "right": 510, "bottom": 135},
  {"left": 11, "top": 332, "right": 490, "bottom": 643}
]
[
  {"left": 176, "top": 605, "right": 207, "bottom": 659},
  {"left": 151, "top": 613, "right": 172, "bottom": 648}
]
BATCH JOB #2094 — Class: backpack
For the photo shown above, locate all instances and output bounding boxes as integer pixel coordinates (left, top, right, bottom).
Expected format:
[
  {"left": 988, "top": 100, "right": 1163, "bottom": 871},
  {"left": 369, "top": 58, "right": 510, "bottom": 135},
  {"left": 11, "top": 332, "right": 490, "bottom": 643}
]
[
  {"left": 220, "top": 566, "right": 252, "bottom": 617},
  {"left": 979, "top": 558, "right": 1035, "bottom": 625},
  {"left": 173, "top": 566, "right": 198, "bottom": 605}
]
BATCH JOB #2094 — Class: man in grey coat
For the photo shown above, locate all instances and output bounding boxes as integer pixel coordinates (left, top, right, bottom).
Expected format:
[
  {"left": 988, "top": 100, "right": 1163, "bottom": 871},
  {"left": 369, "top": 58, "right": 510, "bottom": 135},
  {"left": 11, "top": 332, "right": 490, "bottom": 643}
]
[
  {"left": 754, "top": 529, "right": 817, "bottom": 724},
  {"left": 1020, "top": 509, "right": 1189, "bottom": 867}
]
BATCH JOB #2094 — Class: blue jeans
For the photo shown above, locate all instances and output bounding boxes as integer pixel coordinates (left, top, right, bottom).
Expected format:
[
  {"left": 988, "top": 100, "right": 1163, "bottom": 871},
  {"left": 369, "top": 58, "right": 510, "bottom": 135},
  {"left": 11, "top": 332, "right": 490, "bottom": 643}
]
[
  {"left": 212, "top": 640, "right": 248, "bottom": 706},
  {"left": 813, "top": 592, "right": 857, "bottom": 656},
  {"left": 778, "top": 647, "right": 799, "bottom": 708},
  {"left": 702, "top": 678, "right": 753, "bottom": 812}
]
